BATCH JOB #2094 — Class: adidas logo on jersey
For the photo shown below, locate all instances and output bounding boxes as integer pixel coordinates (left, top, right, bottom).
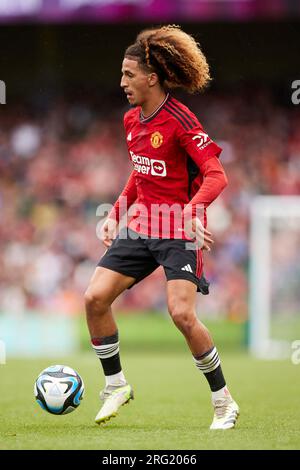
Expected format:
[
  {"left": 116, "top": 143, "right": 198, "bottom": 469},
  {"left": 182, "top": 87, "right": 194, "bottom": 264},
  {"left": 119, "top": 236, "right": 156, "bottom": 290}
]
[
  {"left": 127, "top": 132, "right": 132, "bottom": 141},
  {"left": 181, "top": 264, "right": 193, "bottom": 273}
]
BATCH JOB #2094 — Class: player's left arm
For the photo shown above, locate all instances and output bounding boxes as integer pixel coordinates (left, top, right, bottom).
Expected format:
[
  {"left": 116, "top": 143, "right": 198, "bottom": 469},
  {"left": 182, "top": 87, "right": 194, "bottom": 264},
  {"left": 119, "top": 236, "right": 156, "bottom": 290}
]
[
  {"left": 177, "top": 123, "right": 228, "bottom": 249},
  {"left": 187, "top": 156, "right": 228, "bottom": 210}
]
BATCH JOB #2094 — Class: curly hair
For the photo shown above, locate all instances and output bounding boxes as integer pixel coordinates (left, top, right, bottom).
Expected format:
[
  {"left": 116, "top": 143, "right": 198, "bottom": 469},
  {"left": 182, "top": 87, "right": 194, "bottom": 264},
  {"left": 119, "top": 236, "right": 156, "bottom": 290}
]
[{"left": 124, "top": 25, "right": 211, "bottom": 94}]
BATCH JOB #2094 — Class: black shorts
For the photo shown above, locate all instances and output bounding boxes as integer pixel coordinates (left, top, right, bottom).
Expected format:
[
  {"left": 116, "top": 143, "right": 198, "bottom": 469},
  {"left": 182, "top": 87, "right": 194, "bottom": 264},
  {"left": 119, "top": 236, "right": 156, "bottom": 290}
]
[{"left": 98, "top": 228, "right": 210, "bottom": 294}]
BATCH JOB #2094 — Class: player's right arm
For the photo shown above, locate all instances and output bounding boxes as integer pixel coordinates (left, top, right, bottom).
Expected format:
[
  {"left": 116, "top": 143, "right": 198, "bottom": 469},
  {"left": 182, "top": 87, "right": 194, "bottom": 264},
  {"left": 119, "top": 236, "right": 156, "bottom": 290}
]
[
  {"left": 100, "top": 171, "right": 137, "bottom": 248},
  {"left": 100, "top": 110, "right": 137, "bottom": 247}
]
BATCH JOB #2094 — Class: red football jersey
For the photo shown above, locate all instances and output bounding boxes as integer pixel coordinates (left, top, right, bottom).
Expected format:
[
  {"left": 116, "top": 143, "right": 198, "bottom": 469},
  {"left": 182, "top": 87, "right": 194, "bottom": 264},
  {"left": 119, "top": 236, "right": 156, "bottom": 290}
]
[{"left": 116, "top": 93, "right": 223, "bottom": 239}]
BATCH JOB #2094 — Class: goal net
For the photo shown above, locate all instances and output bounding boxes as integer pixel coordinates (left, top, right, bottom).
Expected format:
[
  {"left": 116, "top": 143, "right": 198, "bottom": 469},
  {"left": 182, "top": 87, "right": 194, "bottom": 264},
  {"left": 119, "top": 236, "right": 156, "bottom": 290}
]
[{"left": 249, "top": 196, "right": 300, "bottom": 359}]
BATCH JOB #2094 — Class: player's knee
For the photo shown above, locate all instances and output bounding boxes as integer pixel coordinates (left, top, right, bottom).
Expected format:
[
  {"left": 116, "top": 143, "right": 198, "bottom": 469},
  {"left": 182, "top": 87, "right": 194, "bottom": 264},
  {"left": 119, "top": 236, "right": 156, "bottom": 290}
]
[
  {"left": 84, "top": 287, "right": 110, "bottom": 315},
  {"left": 169, "top": 304, "right": 196, "bottom": 335}
]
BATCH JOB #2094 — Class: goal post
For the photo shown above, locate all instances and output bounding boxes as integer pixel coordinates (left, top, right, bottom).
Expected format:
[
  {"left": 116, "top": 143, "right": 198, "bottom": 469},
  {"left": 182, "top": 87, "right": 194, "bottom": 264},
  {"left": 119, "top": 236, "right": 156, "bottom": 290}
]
[{"left": 249, "top": 196, "right": 300, "bottom": 359}]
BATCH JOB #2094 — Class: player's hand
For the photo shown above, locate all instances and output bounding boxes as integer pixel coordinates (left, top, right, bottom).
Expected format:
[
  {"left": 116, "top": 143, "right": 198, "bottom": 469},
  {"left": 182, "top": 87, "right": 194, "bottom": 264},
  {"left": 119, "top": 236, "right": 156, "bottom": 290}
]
[
  {"left": 184, "top": 217, "right": 214, "bottom": 251},
  {"left": 100, "top": 218, "right": 118, "bottom": 248}
]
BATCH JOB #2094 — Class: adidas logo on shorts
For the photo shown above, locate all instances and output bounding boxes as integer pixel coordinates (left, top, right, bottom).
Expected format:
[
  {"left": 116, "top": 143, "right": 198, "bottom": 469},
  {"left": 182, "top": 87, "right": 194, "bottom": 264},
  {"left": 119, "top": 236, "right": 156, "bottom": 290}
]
[{"left": 181, "top": 264, "right": 193, "bottom": 273}]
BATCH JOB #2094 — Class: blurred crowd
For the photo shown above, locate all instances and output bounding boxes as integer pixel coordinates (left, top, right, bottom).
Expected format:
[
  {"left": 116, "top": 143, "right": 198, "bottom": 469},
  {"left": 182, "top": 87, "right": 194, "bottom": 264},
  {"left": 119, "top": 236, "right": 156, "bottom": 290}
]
[{"left": 1, "top": 88, "right": 299, "bottom": 320}]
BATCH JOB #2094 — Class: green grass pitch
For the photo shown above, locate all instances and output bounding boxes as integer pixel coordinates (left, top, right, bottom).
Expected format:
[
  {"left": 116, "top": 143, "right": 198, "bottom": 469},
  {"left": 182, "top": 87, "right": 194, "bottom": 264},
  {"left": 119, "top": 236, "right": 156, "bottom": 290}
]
[{"left": 1, "top": 350, "right": 299, "bottom": 450}]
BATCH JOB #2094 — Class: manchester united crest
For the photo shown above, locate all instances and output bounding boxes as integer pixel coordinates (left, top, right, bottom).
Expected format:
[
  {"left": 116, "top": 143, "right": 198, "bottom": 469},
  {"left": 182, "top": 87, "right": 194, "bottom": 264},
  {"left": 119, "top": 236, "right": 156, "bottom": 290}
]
[{"left": 151, "top": 131, "right": 163, "bottom": 148}]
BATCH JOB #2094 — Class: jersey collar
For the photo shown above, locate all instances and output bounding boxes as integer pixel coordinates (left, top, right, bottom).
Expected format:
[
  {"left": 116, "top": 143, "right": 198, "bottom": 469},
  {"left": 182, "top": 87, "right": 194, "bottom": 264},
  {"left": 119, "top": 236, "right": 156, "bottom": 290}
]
[{"left": 139, "top": 93, "right": 170, "bottom": 124}]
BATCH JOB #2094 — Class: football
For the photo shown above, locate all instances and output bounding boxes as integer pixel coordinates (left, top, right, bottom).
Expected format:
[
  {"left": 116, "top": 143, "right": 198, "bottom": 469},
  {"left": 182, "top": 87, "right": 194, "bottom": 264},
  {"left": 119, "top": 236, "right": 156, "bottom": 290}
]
[{"left": 34, "top": 365, "right": 84, "bottom": 415}]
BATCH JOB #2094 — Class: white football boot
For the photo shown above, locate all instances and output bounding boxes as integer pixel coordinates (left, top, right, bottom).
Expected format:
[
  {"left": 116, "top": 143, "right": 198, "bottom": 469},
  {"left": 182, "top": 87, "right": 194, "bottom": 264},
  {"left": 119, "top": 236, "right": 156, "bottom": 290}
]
[
  {"left": 95, "top": 383, "right": 134, "bottom": 425},
  {"left": 210, "top": 396, "right": 239, "bottom": 430}
]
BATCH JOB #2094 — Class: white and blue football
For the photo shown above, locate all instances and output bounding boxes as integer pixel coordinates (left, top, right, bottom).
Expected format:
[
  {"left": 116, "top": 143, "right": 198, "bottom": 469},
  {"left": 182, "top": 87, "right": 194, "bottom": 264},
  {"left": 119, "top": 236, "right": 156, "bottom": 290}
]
[{"left": 34, "top": 365, "right": 84, "bottom": 415}]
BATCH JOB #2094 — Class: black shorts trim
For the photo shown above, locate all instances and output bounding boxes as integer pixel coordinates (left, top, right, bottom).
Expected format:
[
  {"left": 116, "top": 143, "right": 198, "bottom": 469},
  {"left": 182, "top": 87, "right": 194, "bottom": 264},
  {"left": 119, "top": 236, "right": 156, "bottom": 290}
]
[
  {"left": 99, "top": 261, "right": 157, "bottom": 287},
  {"left": 165, "top": 274, "right": 210, "bottom": 294},
  {"left": 166, "top": 275, "right": 199, "bottom": 289}
]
